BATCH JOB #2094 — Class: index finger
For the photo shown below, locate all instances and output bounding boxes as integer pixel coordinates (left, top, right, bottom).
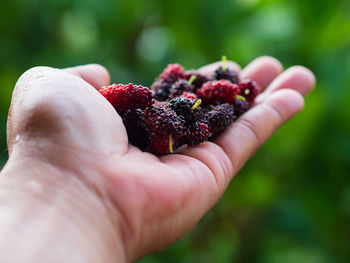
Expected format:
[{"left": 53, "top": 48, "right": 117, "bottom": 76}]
[{"left": 63, "top": 64, "right": 110, "bottom": 90}]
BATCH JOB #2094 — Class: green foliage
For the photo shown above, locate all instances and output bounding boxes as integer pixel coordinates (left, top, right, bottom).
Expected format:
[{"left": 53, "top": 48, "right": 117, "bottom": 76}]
[{"left": 0, "top": 0, "right": 349, "bottom": 262}]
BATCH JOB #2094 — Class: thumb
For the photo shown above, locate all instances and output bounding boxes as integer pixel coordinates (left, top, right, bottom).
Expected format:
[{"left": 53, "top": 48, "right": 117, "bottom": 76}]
[
  {"left": 7, "top": 66, "right": 127, "bottom": 158},
  {"left": 63, "top": 64, "right": 110, "bottom": 90}
]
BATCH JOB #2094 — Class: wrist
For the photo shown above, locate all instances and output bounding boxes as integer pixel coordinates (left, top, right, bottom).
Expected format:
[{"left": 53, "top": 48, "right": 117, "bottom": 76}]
[{"left": 0, "top": 152, "right": 127, "bottom": 263}]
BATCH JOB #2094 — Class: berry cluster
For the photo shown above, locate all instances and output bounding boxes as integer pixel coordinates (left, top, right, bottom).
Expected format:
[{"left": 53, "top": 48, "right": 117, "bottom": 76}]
[{"left": 99, "top": 57, "right": 259, "bottom": 155}]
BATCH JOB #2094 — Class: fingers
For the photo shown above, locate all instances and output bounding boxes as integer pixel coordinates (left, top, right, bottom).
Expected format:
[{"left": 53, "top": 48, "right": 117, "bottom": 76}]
[
  {"left": 214, "top": 65, "right": 315, "bottom": 180},
  {"left": 174, "top": 58, "right": 315, "bottom": 191},
  {"left": 240, "top": 56, "right": 283, "bottom": 91},
  {"left": 258, "top": 66, "right": 316, "bottom": 101},
  {"left": 63, "top": 64, "right": 110, "bottom": 90},
  {"left": 178, "top": 63, "right": 315, "bottom": 190}
]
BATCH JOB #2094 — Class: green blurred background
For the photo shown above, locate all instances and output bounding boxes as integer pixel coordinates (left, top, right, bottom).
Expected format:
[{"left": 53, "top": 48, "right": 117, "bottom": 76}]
[{"left": 1, "top": 0, "right": 350, "bottom": 262}]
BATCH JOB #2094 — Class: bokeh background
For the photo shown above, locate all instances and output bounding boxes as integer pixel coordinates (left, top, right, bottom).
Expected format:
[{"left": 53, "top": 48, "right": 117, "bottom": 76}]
[{"left": 1, "top": 0, "right": 350, "bottom": 262}]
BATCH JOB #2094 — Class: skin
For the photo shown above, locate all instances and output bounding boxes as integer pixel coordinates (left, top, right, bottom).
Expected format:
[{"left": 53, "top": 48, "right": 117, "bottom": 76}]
[{"left": 0, "top": 57, "right": 315, "bottom": 262}]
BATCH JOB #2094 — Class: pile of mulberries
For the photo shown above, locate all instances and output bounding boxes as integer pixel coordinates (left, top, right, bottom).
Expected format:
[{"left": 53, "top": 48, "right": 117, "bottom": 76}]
[{"left": 99, "top": 58, "right": 259, "bottom": 156}]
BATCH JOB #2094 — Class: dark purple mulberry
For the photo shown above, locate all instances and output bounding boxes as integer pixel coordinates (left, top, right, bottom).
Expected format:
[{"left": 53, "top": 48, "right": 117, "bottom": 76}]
[
  {"left": 182, "top": 122, "right": 209, "bottom": 146},
  {"left": 168, "top": 79, "right": 194, "bottom": 99},
  {"left": 151, "top": 80, "right": 172, "bottom": 101},
  {"left": 200, "top": 104, "right": 236, "bottom": 136},
  {"left": 185, "top": 70, "right": 210, "bottom": 90},
  {"left": 139, "top": 105, "right": 185, "bottom": 139},
  {"left": 121, "top": 109, "right": 149, "bottom": 150},
  {"left": 214, "top": 66, "right": 239, "bottom": 84},
  {"left": 168, "top": 97, "right": 199, "bottom": 124},
  {"left": 233, "top": 99, "right": 250, "bottom": 117}
]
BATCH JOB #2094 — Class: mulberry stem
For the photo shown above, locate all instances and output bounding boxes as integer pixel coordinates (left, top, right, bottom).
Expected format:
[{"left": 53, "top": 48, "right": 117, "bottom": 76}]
[
  {"left": 236, "top": 95, "right": 246, "bottom": 102},
  {"left": 188, "top": 75, "right": 197, "bottom": 85},
  {"left": 169, "top": 134, "right": 174, "bottom": 153},
  {"left": 191, "top": 99, "right": 202, "bottom": 110},
  {"left": 222, "top": 55, "right": 227, "bottom": 72}
]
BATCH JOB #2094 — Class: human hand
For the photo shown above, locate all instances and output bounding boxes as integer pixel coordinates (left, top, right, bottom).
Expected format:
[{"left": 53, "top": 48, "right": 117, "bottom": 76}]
[{"left": 2, "top": 57, "right": 315, "bottom": 262}]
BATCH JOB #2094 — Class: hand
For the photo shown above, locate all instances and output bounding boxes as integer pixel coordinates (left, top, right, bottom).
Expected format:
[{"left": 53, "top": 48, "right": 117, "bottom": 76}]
[{"left": 1, "top": 57, "right": 315, "bottom": 262}]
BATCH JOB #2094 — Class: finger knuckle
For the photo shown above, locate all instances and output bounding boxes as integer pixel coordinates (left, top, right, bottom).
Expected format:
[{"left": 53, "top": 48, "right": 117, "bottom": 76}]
[
  {"left": 19, "top": 66, "right": 56, "bottom": 80},
  {"left": 15, "top": 66, "right": 59, "bottom": 92}
]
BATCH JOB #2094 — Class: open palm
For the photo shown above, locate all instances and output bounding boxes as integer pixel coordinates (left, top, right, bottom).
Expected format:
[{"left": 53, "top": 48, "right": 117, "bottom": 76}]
[{"left": 7, "top": 57, "right": 315, "bottom": 262}]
